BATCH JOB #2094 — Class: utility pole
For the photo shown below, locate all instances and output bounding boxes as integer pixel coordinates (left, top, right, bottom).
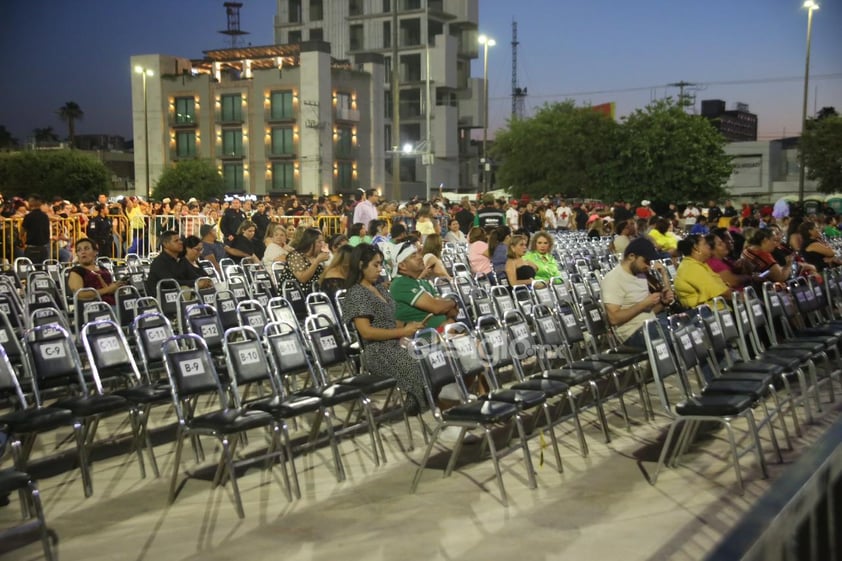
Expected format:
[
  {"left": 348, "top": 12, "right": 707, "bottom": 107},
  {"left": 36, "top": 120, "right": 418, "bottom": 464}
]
[
  {"left": 668, "top": 81, "right": 697, "bottom": 112},
  {"left": 390, "top": 1, "right": 400, "bottom": 199},
  {"left": 511, "top": 19, "right": 526, "bottom": 120}
]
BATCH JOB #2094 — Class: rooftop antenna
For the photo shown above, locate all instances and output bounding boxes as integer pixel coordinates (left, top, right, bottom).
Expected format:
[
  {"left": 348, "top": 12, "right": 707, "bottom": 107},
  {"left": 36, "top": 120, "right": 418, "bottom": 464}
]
[
  {"left": 668, "top": 81, "right": 700, "bottom": 113},
  {"left": 511, "top": 19, "right": 527, "bottom": 120},
  {"left": 219, "top": 2, "right": 249, "bottom": 49}
]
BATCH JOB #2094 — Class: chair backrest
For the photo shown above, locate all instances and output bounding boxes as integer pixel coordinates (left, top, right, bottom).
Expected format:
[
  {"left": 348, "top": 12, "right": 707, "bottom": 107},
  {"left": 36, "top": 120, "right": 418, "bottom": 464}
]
[
  {"left": 532, "top": 304, "right": 565, "bottom": 347},
  {"left": 162, "top": 334, "right": 228, "bottom": 418},
  {"left": 23, "top": 323, "right": 89, "bottom": 395},
  {"left": 267, "top": 296, "right": 300, "bottom": 328},
  {"left": 281, "top": 279, "right": 307, "bottom": 319},
  {"left": 469, "top": 287, "right": 494, "bottom": 319},
  {"left": 156, "top": 278, "right": 181, "bottom": 318},
  {"left": 185, "top": 303, "right": 224, "bottom": 351},
  {"left": 0, "top": 292, "right": 24, "bottom": 332},
  {"left": 490, "top": 284, "right": 515, "bottom": 316},
  {"left": 442, "top": 321, "right": 488, "bottom": 382},
  {"left": 303, "top": 314, "right": 349, "bottom": 379},
  {"left": 223, "top": 325, "right": 274, "bottom": 388},
  {"left": 115, "top": 284, "right": 142, "bottom": 329},
  {"left": 250, "top": 269, "right": 276, "bottom": 306},
  {"left": 132, "top": 311, "right": 175, "bottom": 381},
  {"left": 227, "top": 274, "right": 251, "bottom": 302},
  {"left": 512, "top": 284, "right": 535, "bottom": 319},
  {"left": 236, "top": 299, "right": 268, "bottom": 333},
  {"left": 0, "top": 311, "right": 24, "bottom": 366},
  {"left": 29, "top": 306, "right": 69, "bottom": 333},
  {"left": 306, "top": 292, "right": 340, "bottom": 326},
  {"left": 410, "top": 328, "right": 460, "bottom": 412},
  {"left": 81, "top": 319, "right": 142, "bottom": 390},
  {"left": 212, "top": 289, "right": 240, "bottom": 330},
  {"left": 531, "top": 280, "right": 555, "bottom": 307},
  {"left": 263, "top": 321, "right": 319, "bottom": 388},
  {"left": 0, "top": 341, "right": 29, "bottom": 408},
  {"left": 642, "top": 319, "right": 686, "bottom": 416}
]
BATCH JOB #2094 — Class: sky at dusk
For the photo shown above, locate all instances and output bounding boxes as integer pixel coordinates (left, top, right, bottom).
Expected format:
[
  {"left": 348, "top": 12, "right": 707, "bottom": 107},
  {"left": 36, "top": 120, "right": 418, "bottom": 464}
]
[{"left": 1, "top": 0, "right": 840, "bottom": 145}]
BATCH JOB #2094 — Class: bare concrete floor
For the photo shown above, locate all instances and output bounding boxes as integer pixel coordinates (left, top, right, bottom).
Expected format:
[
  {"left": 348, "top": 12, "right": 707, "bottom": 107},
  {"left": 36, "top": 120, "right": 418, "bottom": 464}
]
[{"left": 2, "top": 390, "right": 840, "bottom": 561}]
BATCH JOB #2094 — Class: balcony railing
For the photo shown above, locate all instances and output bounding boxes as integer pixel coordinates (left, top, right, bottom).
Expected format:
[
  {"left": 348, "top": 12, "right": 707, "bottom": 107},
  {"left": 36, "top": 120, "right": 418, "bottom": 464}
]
[
  {"left": 170, "top": 114, "right": 198, "bottom": 127},
  {"left": 216, "top": 111, "right": 244, "bottom": 125},
  {"left": 266, "top": 148, "right": 296, "bottom": 159},
  {"left": 217, "top": 149, "right": 245, "bottom": 159},
  {"left": 334, "top": 107, "right": 360, "bottom": 122}
]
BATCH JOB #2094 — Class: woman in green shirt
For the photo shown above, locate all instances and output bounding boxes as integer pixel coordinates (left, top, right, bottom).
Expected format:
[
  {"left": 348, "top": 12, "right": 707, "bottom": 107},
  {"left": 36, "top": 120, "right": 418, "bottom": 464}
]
[{"left": 524, "top": 231, "right": 562, "bottom": 282}]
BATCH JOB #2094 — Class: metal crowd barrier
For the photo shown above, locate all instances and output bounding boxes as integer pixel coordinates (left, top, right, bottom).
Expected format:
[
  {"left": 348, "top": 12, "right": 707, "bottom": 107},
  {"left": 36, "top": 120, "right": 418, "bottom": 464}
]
[{"left": 704, "top": 415, "right": 842, "bottom": 561}]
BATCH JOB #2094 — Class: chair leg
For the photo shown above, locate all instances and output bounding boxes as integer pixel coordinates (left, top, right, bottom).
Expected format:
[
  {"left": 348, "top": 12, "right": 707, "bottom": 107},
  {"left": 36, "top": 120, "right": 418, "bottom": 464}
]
[
  {"left": 759, "top": 400, "right": 783, "bottom": 464},
  {"left": 514, "top": 414, "right": 537, "bottom": 490},
  {"left": 280, "top": 422, "right": 301, "bottom": 499},
  {"left": 780, "top": 376, "right": 803, "bottom": 437},
  {"left": 768, "top": 386, "right": 793, "bottom": 451},
  {"left": 410, "top": 424, "right": 443, "bottom": 493},
  {"left": 443, "top": 426, "right": 468, "bottom": 478},
  {"left": 611, "top": 370, "right": 632, "bottom": 431},
  {"left": 588, "top": 380, "right": 611, "bottom": 443},
  {"left": 396, "top": 390, "right": 415, "bottom": 452},
  {"left": 649, "top": 418, "right": 683, "bottom": 486},
  {"left": 542, "top": 403, "right": 563, "bottom": 474},
  {"left": 128, "top": 409, "right": 147, "bottom": 479},
  {"left": 168, "top": 429, "right": 185, "bottom": 504},
  {"left": 484, "top": 426, "right": 508, "bottom": 507},
  {"left": 141, "top": 405, "right": 160, "bottom": 478},
  {"left": 320, "top": 408, "right": 346, "bottom": 482},
  {"left": 566, "top": 391, "right": 589, "bottom": 457},
  {"left": 360, "top": 397, "right": 385, "bottom": 467},
  {"left": 745, "top": 410, "right": 768, "bottom": 479},
  {"left": 221, "top": 437, "right": 245, "bottom": 519},
  {"left": 270, "top": 423, "right": 293, "bottom": 502},
  {"left": 74, "top": 421, "right": 94, "bottom": 498},
  {"left": 11, "top": 439, "right": 31, "bottom": 518},
  {"left": 722, "top": 420, "right": 745, "bottom": 494},
  {"left": 28, "top": 483, "right": 55, "bottom": 561}
]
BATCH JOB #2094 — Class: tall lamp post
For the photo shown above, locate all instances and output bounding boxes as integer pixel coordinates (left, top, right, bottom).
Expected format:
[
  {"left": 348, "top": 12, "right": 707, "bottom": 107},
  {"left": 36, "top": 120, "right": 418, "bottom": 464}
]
[
  {"left": 798, "top": 0, "right": 819, "bottom": 204},
  {"left": 478, "top": 34, "right": 495, "bottom": 194},
  {"left": 134, "top": 65, "right": 154, "bottom": 200}
]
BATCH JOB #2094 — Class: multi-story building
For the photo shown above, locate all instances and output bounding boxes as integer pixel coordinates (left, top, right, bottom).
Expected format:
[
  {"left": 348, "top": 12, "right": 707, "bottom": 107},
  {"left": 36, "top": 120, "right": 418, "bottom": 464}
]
[
  {"left": 131, "top": 41, "right": 384, "bottom": 197},
  {"left": 275, "top": 0, "right": 482, "bottom": 198},
  {"left": 701, "top": 99, "right": 758, "bottom": 142}
]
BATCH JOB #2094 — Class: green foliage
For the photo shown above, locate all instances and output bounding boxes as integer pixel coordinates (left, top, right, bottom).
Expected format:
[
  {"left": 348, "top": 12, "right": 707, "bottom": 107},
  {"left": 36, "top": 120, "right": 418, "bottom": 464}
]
[
  {"left": 607, "top": 98, "right": 732, "bottom": 203},
  {"left": 0, "top": 126, "right": 17, "bottom": 151},
  {"left": 152, "top": 159, "right": 225, "bottom": 201},
  {"left": 57, "top": 101, "right": 84, "bottom": 146},
  {"left": 491, "top": 101, "right": 618, "bottom": 199},
  {"left": 801, "top": 114, "right": 842, "bottom": 194},
  {"left": 0, "top": 150, "right": 109, "bottom": 201},
  {"left": 32, "top": 127, "right": 59, "bottom": 145},
  {"left": 491, "top": 98, "right": 733, "bottom": 203}
]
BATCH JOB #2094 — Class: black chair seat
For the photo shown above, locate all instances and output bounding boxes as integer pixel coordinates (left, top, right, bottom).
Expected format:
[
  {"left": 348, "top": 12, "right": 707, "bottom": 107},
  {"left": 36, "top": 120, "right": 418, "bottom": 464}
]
[
  {"left": 0, "top": 407, "right": 74, "bottom": 434},
  {"left": 540, "top": 368, "right": 597, "bottom": 385},
  {"left": 246, "top": 394, "right": 322, "bottom": 417},
  {"left": 676, "top": 394, "right": 754, "bottom": 417},
  {"left": 482, "top": 388, "right": 546, "bottom": 409},
  {"left": 789, "top": 333, "right": 839, "bottom": 350},
  {"left": 591, "top": 350, "right": 647, "bottom": 368},
  {"left": 774, "top": 340, "right": 826, "bottom": 353},
  {"left": 336, "top": 374, "right": 397, "bottom": 393},
  {"left": 702, "top": 379, "right": 765, "bottom": 400},
  {"left": 568, "top": 360, "right": 614, "bottom": 377},
  {"left": 189, "top": 409, "right": 274, "bottom": 434},
  {"left": 760, "top": 351, "right": 812, "bottom": 369},
  {"left": 442, "top": 400, "right": 519, "bottom": 424},
  {"left": 515, "top": 377, "right": 570, "bottom": 397},
  {"left": 114, "top": 384, "right": 172, "bottom": 404},
  {"left": 728, "top": 361, "right": 785, "bottom": 377},
  {"left": 304, "top": 384, "right": 363, "bottom": 406},
  {"left": 718, "top": 370, "right": 781, "bottom": 390},
  {"left": 0, "top": 469, "right": 32, "bottom": 495},
  {"left": 53, "top": 394, "right": 129, "bottom": 417}
]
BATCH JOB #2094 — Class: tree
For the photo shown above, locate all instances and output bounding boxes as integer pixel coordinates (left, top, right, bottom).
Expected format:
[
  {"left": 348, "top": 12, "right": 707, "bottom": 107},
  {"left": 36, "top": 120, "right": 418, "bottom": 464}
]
[
  {"left": 491, "top": 100, "right": 619, "bottom": 199},
  {"left": 32, "top": 127, "right": 59, "bottom": 146},
  {"left": 152, "top": 159, "right": 226, "bottom": 202},
  {"left": 605, "top": 98, "right": 732, "bottom": 203},
  {"left": 58, "top": 101, "right": 84, "bottom": 147},
  {"left": 0, "top": 150, "right": 109, "bottom": 201},
  {"left": 0, "top": 125, "right": 18, "bottom": 151},
  {"left": 800, "top": 114, "right": 842, "bottom": 194}
]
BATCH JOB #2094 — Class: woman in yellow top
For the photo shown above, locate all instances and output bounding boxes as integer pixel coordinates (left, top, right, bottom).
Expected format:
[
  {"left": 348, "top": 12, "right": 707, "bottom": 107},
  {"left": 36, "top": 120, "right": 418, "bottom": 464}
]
[
  {"left": 523, "top": 231, "right": 561, "bottom": 282},
  {"left": 414, "top": 204, "right": 439, "bottom": 238},
  {"left": 673, "top": 234, "right": 732, "bottom": 308},
  {"left": 648, "top": 217, "right": 680, "bottom": 257}
]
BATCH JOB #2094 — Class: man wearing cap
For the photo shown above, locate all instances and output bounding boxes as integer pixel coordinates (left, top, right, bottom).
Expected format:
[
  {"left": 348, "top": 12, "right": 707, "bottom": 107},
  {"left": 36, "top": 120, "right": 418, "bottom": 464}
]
[
  {"left": 352, "top": 188, "right": 379, "bottom": 228},
  {"left": 474, "top": 194, "right": 506, "bottom": 228},
  {"left": 389, "top": 241, "right": 457, "bottom": 329},
  {"left": 600, "top": 237, "right": 675, "bottom": 349},
  {"left": 636, "top": 200, "right": 655, "bottom": 220}
]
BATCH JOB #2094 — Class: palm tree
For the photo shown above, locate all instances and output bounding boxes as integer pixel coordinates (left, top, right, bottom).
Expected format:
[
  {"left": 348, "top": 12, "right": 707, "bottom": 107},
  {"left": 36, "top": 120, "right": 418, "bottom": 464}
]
[
  {"left": 57, "top": 101, "right": 84, "bottom": 148},
  {"left": 32, "top": 126, "right": 59, "bottom": 147}
]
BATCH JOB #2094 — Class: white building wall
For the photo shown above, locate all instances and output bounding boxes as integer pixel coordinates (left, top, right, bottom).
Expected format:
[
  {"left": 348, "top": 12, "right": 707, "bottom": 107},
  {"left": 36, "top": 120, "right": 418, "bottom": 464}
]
[{"left": 298, "top": 47, "right": 333, "bottom": 195}]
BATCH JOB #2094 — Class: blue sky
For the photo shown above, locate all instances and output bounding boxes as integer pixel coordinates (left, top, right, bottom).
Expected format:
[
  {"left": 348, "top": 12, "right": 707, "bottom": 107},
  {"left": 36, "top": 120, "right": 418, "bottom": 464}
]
[{"left": 1, "top": 0, "right": 839, "bottom": 143}]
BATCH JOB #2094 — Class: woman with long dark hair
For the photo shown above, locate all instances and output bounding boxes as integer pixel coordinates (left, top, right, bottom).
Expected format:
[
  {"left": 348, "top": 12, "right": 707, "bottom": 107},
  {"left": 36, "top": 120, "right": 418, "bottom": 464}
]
[
  {"left": 341, "top": 243, "right": 427, "bottom": 414},
  {"left": 279, "top": 227, "right": 330, "bottom": 297},
  {"left": 799, "top": 221, "right": 842, "bottom": 272}
]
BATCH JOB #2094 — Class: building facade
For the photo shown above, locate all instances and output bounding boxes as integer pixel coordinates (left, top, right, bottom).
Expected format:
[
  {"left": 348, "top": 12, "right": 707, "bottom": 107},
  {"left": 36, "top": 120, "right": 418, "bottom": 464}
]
[
  {"left": 701, "top": 99, "right": 758, "bottom": 142},
  {"left": 131, "top": 41, "right": 384, "bottom": 197},
  {"left": 724, "top": 137, "right": 821, "bottom": 201},
  {"left": 275, "top": 0, "right": 482, "bottom": 198}
]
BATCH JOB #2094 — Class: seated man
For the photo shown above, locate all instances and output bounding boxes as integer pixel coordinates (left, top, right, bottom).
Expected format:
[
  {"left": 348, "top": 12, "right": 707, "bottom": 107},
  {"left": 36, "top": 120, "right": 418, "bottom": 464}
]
[
  {"left": 600, "top": 238, "right": 675, "bottom": 349},
  {"left": 145, "top": 230, "right": 210, "bottom": 294},
  {"left": 389, "top": 240, "right": 457, "bottom": 330}
]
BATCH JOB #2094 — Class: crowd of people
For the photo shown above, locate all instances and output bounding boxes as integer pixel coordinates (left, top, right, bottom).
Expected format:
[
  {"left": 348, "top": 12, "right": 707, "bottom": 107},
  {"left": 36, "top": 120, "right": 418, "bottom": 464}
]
[{"left": 3, "top": 189, "right": 841, "bottom": 421}]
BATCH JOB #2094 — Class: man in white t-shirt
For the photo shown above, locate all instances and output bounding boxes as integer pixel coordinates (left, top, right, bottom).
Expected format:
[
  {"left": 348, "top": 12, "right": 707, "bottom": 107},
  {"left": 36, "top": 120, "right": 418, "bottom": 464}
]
[
  {"left": 543, "top": 202, "right": 558, "bottom": 230},
  {"left": 505, "top": 200, "right": 520, "bottom": 231},
  {"left": 556, "top": 200, "right": 572, "bottom": 230},
  {"left": 600, "top": 238, "right": 673, "bottom": 349}
]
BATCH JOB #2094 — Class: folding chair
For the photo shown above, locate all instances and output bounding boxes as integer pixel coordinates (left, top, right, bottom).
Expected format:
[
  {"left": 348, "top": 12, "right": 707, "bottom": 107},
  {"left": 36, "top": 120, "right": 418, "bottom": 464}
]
[
  {"left": 0, "top": 469, "right": 56, "bottom": 561},
  {"left": 643, "top": 319, "right": 767, "bottom": 493},
  {"left": 162, "top": 333, "right": 281, "bottom": 518},
  {"left": 409, "top": 328, "right": 533, "bottom": 506}
]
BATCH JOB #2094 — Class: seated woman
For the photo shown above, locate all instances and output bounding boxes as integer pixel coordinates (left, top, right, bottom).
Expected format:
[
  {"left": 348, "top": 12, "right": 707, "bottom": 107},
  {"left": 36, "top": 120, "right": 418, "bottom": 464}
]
[
  {"left": 368, "top": 219, "right": 389, "bottom": 246},
  {"left": 319, "top": 245, "right": 353, "bottom": 301},
  {"left": 523, "top": 231, "right": 561, "bottom": 282},
  {"left": 347, "top": 222, "right": 369, "bottom": 247},
  {"left": 799, "top": 220, "right": 842, "bottom": 272},
  {"left": 487, "top": 225, "right": 511, "bottom": 281},
  {"left": 279, "top": 227, "right": 331, "bottom": 298},
  {"left": 467, "top": 227, "right": 492, "bottom": 275},
  {"left": 224, "top": 220, "right": 260, "bottom": 264},
  {"left": 67, "top": 238, "right": 124, "bottom": 306},
  {"left": 415, "top": 205, "right": 438, "bottom": 239},
  {"left": 741, "top": 228, "right": 792, "bottom": 284},
  {"left": 262, "top": 222, "right": 289, "bottom": 269},
  {"left": 341, "top": 243, "right": 429, "bottom": 414},
  {"left": 706, "top": 229, "right": 752, "bottom": 290},
  {"left": 420, "top": 233, "right": 451, "bottom": 279},
  {"left": 180, "top": 235, "right": 210, "bottom": 284},
  {"left": 505, "top": 234, "right": 538, "bottom": 287},
  {"left": 648, "top": 217, "right": 680, "bottom": 257},
  {"left": 674, "top": 234, "right": 731, "bottom": 308},
  {"left": 443, "top": 219, "right": 467, "bottom": 245}
]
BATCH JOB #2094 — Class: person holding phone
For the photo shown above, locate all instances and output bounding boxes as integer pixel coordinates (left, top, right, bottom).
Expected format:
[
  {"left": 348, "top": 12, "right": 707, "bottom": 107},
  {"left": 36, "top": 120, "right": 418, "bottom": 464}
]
[
  {"left": 389, "top": 240, "right": 457, "bottom": 330},
  {"left": 342, "top": 243, "right": 429, "bottom": 414}
]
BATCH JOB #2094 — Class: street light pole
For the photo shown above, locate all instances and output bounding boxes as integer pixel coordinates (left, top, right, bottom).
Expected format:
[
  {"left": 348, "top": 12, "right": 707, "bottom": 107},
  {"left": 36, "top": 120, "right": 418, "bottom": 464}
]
[
  {"left": 479, "top": 34, "right": 495, "bottom": 194},
  {"left": 134, "top": 65, "right": 154, "bottom": 200},
  {"left": 798, "top": 0, "right": 819, "bottom": 204}
]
